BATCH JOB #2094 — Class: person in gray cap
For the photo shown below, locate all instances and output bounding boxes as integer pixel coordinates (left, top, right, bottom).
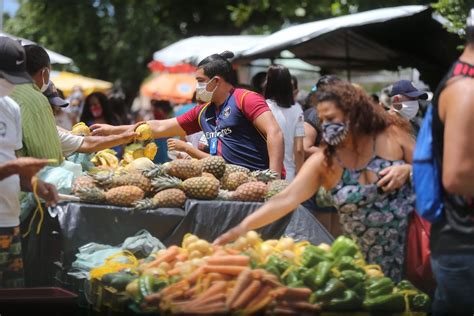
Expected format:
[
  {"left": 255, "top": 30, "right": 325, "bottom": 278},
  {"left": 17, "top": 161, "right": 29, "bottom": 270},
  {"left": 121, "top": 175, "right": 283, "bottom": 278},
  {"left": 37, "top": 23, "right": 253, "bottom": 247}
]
[
  {"left": 0, "top": 37, "right": 58, "bottom": 288},
  {"left": 43, "top": 81, "right": 137, "bottom": 157}
]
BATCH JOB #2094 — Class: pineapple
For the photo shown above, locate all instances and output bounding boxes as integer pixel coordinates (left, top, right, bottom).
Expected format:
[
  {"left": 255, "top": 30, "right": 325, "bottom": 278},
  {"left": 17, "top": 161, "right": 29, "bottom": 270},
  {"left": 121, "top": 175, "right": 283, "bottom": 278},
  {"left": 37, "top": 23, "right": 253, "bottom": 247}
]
[
  {"left": 105, "top": 185, "right": 144, "bottom": 206},
  {"left": 153, "top": 189, "right": 186, "bottom": 208},
  {"left": 182, "top": 176, "right": 220, "bottom": 200},
  {"left": 233, "top": 181, "right": 268, "bottom": 202},
  {"left": 216, "top": 189, "right": 234, "bottom": 201},
  {"left": 134, "top": 189, "right": 186, "bottom": 210},
  {"left": 75, "top": 186, "right": 106, "bottom": 203},
  {"left": 266, "top": 180, "right": 289, "bottom": 200},
  {"left": 201, "top": 156, "right": 226, "bottom": 179},
  {"left": 151, "top": 175, "right": 183, "bottom": 192},
  {"left": 142, "top": 164, "right": 166, "bottom": 180},
  {"left": 133, "top": 198, "right": 155, "bottom": 211},
  {"left": 225, "top": 164, "right": 250, "bottom": 174},
  {"left": 202, "top": 172, "right": 217, "bottom": 179},
  {"left": 249, "top": 169, "right": 279, "bottom": 183},
  {"left": 72, "top": 175, "right": 97, "bottom": 194},
  {"left": 164, "top": 160, "right": 202, "bottom": 180},
  {"left": 221, "top": 172, "right": 249, "bottom": 191},
  {"left": 93, "top": 170, "right": 153, "bottom": 194}
]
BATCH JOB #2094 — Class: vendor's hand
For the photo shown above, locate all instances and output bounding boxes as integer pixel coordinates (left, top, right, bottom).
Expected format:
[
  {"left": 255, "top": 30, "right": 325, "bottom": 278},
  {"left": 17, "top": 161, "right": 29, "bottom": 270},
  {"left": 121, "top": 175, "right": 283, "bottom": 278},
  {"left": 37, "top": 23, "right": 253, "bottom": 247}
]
[
  {"left": 377, "top": 164, "right": 411, "bottom": 193},
  {"left": 167, "top": 139, "right": 188, "bottom": 152},
  {"left": 119, "top": 130, "right": 139, "bottom": 144},
  {"left": 213, "top": 224, "right": 248, "bottom": 246},
  {"left": 12, "top": 157, "right": 49, "bottom": 178},
  {"left": 35, "top": 179, "right": 59, "bottom": 207},
  {"left": 90, "top": 123, "right": 116, "bottom": 136}
]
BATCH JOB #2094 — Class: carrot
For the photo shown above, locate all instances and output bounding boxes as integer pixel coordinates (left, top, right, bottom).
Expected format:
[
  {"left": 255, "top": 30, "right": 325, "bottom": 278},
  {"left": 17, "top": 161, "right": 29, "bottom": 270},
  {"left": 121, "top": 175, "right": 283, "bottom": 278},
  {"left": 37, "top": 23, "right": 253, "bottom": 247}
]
[
  {"left": 243, "top": 285, "right": 274, "bottom": 314},
  {"left": 226, "top": 268, "right": 253, "bottom": 307},
  {"left": 225, "top": 248, "right": 242, "bottom": 255},
  {"left": 190, "top": 293, "right": 226, "bottom": 308},
  {"left": 166, "top": 266, "right": 181, "bottom": 276},
  {"left": 195, "top": 280, "right": 227, "bottom": 300},
  {"left": 143, "top": 292, "right": 161, "bottom": 303},
  {"left": 207, "top": 255, "right": 250, "bottom": 266},
  {"left": 146, "top": 246, "right": 180, "bottom": 268},
  {"left": 231, "top": 280, "right": 262, "bottom": 310},
  {"left": 186, "top": 266, "right": 205, "bottom": 283},
  {"left": 272, "top": 287, "right": 312, "bottom": 300},
  {"left": 207, "top": 272, "right": 229, "bottom": 282},
  {"left": 175, "top": 253, "right": 188, "bottom": 261},
  {"left": 185, "top": 302, "right": 227, "bottom": 314},
  {"left": 251, "top": 268, "right": 267, "bottom": 280},
  {"left": 272, "top": 306, "right": 297, "bottom": 315},
  {"left": 262, "top": 273, "right": 282, "bottom": 287},
  {"left": 203, "top": 265, "right": 247, "bottom": 275}
]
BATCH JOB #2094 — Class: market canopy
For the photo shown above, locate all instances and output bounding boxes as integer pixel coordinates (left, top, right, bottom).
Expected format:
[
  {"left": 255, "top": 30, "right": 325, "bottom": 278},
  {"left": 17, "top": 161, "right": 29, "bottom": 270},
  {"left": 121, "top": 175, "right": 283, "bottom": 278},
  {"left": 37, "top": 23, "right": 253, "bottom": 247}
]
[
  {"left": 50, "top": 71, "right": 113, "bottom": 97},
  {"left": 153, "top": 35, "right": 267, "bottom": 66},
  {"left": 235, "top": 5, "right": 461, "bottom": 86},
  {"left": 0, "top": 31, "right": 73, "bottom": 65},
  {"left": 140, "top": 73, "right": 196, "bottom": 103}
]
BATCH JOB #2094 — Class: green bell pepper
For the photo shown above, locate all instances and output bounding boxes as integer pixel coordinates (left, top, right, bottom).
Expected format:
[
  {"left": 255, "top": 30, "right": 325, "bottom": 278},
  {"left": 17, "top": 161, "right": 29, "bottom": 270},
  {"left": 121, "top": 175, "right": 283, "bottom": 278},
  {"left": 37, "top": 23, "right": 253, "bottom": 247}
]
[
  {"left": 301, "top": 245, "right": 333, "bottom": 268},
  {"left": 410, "top": 293, "right": 431, "bottom": 311},
  {"left": 339, "top": 270, "right": 365, "bottom": 288},
  {"left": 363, "top": 293, "right": 405, "bottom": 312},
  {"left": 325, "top": 289, "right": 362, "bottom": 311},
  {"left": 302, "top": 267, "right": 318, "bottom": 290},
  {"left": 397, "top": 280, "right": 416, "bottom": 291},
  {"left": 283, "top": 266, "right": 307, "bottom": 286},
  {"left": 331, "top": 236, "right": 359, "bottom": 259},
  {"left": 336, "top": 256, "right": 365, "bottom": 273},
  {"left": 288, "top": 280, "right": 306, "bottom": 288},
  {"left": 314, "top": 278, "right": 346, "bottom": 301},
  {"left": 351, "top": 282, "right": 366, "bottom": 298},
  {"left": 262, "top": 255, "right": 291, "bottom": 278},
  {"left": 365, "top": 277, "right": 394, "bottom": 298},
  {"left": 315, "top": 261, "right": 333, "bottom": 288}
]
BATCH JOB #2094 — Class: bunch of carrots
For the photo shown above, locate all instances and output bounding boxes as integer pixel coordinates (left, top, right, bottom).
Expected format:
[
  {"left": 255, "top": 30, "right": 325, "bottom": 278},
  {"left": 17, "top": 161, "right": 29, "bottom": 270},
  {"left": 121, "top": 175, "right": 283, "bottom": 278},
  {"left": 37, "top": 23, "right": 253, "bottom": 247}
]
[{"left": 143, "top": 248, "right": 320, "bottom": 315}]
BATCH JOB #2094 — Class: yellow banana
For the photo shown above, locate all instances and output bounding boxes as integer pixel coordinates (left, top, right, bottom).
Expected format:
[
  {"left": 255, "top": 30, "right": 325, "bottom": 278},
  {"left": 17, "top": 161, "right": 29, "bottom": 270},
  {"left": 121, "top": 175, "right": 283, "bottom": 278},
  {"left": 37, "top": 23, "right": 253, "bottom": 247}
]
[
  {"left": 122, "top": 152, "right": 134, "bottom": 164},
  {"left": 98, "top": 156, "right": 109, "bottom": 167},
  {"left": 101, "top": 152, "right": 119, "bottom": 169}
]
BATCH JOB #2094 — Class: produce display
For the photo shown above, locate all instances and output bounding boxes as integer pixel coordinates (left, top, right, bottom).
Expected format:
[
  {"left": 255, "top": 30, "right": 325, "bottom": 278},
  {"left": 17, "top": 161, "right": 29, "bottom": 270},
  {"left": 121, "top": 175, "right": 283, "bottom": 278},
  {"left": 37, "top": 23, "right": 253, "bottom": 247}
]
[
  {"left": 88, "top": 233, "right": 430, "bottom": 315},
  {"left": 72, "top": 153, "right": 286, "bottom": 207}
]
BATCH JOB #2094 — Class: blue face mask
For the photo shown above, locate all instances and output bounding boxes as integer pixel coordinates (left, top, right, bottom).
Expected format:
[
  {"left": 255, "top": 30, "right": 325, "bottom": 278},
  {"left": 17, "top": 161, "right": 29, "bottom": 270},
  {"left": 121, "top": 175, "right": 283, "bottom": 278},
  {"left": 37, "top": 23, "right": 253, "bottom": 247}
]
[{"left": 322, "top": 121, "right": 349, "bottom": 146}]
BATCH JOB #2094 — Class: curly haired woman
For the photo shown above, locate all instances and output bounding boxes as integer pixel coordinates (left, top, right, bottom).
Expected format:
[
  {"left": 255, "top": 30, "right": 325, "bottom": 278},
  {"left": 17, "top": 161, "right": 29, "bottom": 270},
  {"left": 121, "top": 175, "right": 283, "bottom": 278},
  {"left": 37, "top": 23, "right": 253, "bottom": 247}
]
[{"left": 216, "top": 80, "right": 415, "bottom": 281}]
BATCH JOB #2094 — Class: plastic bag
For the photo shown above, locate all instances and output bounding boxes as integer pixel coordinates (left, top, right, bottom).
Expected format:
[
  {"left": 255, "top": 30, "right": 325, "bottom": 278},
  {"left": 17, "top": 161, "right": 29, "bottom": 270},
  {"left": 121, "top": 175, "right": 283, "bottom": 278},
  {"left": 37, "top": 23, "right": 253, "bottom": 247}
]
[
  {"left": 121, "top": 229, "right": 166, "bottom": 258},
  {"left": 67, "top": 152, "right": 94, "bottom": 171},
  {"left": 70, "top": 242, "right": 122, "bottom": 278}
]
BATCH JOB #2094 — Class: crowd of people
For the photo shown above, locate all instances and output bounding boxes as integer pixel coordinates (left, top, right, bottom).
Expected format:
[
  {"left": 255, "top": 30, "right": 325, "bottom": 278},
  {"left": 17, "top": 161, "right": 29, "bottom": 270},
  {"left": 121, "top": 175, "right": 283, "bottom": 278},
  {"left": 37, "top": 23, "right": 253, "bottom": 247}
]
[{"left": 0, "top": 12, "right": 473, "bottom": 315}]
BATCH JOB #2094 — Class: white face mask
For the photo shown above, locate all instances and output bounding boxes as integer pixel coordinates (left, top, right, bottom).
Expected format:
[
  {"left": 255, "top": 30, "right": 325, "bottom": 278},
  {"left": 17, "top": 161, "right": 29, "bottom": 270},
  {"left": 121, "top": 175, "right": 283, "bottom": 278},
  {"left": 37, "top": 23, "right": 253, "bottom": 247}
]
[
  {"left": 394, "top": 100, "right": 419, "bottom": 120},
  {"left": 196, "top": 77, "right": 217, "bottom": 103},
  {"left": 0, "top": 78, "right": 15, "bottom": 96},
  {"left": 40, "top": 68, "right": 50, "bottom": 93}
]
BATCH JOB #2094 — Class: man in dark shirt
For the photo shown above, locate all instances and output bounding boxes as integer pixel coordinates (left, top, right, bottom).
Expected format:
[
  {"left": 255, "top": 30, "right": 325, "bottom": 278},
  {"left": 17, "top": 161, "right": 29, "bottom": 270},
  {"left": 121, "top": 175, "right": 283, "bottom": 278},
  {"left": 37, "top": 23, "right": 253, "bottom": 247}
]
[{"left": 430, "top": 10, "right": 474, "bottom": 315}]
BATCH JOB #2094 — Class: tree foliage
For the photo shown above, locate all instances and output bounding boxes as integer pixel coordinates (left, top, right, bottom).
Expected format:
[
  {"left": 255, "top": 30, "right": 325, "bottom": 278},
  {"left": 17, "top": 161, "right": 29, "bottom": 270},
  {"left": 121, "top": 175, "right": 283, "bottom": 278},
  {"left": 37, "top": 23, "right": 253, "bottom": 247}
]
[{"left": 4, "top": 0, "right": 467, "bottom": 100}]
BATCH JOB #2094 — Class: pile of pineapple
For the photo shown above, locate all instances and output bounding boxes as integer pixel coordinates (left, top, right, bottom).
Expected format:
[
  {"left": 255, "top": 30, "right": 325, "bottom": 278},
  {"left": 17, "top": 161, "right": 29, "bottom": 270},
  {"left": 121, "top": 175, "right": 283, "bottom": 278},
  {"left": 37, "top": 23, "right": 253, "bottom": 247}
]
[{"left": 72, "top": 156, "right": 290, "bottom": 209}]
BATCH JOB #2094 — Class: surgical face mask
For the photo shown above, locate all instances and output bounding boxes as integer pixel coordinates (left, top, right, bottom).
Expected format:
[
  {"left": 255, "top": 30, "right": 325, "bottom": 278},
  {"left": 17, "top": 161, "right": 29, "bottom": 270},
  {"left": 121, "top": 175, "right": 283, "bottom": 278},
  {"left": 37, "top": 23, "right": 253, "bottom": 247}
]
[
  {"left": 322, "top": 121, "right": 349, "bottom": 146},
  {"left": 40, "top": 68, "right": 50, "bottom": 93},
  {"left": 394, "top": 100, "right": 419, "bottom": 120},
  {"left": 0, "top": 78, "right": 15, "bottom": 96},
  {"left": 196, "top": 77, "right": 217, "bottom": 103}
]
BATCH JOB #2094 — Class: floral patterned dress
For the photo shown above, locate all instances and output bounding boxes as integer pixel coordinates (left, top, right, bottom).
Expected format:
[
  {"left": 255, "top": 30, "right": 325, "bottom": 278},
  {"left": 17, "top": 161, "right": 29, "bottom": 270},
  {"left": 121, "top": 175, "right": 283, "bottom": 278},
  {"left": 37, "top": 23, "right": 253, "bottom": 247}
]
[{"left": 330, "top": 148, "right": 414, "bottom": 282}]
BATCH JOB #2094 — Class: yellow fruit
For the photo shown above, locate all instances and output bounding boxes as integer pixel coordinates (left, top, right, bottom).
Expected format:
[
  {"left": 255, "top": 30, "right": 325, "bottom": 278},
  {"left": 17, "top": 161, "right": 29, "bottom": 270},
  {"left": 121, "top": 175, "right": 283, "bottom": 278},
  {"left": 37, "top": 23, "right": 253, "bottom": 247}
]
[
  {"left": 132, "top": 148, "right": 145, "bottom": 159},
  {"left": 277, "top": 237, "right": 295, "bottom": 251},
  {"left": 135, "top": 123, "right": 153, "bottom": 141},
  {"left": 144, "top": 142, "right": 158, "bottom": 160},
  {"left": 71, "top": 122, "right": 91, "bottom": 136},
  {"left": 124, "top": 157, "right": 155, "bottom": 172}
]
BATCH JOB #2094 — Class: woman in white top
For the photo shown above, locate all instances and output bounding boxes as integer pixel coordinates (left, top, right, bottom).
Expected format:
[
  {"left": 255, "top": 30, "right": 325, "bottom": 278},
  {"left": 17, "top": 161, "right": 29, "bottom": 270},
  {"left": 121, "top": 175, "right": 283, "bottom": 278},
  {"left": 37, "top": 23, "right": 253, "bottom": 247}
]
[{"left": 264, "top": 65, "right": 305, "bottom": 181}]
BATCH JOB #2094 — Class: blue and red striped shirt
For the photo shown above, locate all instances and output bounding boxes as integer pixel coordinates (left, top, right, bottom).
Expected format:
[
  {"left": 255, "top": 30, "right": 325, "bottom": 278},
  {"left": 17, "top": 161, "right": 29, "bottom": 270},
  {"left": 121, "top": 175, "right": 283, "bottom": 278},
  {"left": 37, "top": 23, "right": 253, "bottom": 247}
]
[{"left": 177, "top": 88, "right": 270, "bottom": 171}]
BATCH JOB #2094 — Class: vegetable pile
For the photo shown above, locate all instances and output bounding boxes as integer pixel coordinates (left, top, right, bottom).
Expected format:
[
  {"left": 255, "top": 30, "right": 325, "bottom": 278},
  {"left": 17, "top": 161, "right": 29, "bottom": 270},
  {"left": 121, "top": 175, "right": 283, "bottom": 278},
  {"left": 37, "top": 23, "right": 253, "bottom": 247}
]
[{"left": 89, "top": 233, "right": 430, "bottom": 314}]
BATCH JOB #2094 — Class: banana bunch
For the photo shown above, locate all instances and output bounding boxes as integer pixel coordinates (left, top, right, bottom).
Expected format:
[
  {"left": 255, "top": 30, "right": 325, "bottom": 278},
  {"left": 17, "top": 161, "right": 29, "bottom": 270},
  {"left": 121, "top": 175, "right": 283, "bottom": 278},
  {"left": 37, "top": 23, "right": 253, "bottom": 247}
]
[
  {"left": 91, "top": 149, "right": 119, "bottom": 169},
  {"left": 71, "top": 122, "right": 91, "bottom": 136}
]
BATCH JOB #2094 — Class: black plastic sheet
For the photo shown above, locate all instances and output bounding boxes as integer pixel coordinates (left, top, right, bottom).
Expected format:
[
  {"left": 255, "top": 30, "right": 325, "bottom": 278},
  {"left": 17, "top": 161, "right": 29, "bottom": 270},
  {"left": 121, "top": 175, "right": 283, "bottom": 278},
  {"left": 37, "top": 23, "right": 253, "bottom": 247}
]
[{"left": 55, "top": 200, "right": 333, "bottom": 269}]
